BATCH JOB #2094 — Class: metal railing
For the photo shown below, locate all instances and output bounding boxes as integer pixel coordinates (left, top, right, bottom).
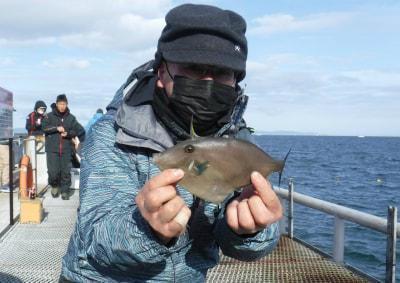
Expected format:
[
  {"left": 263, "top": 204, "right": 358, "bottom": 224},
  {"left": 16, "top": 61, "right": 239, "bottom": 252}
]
[
  {"left": 0, "top": 135, "right": 27, "bottom": 228},
  {"left": 276, "top": 180, "right": 398, "bottom": 283}
]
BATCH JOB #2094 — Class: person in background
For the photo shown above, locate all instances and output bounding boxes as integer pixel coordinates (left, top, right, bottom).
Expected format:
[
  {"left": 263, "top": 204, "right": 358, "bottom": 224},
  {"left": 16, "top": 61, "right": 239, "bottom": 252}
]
[
  {"left": 84, "top": 108, "right": 103, "bottom": 134},
  {"left": 42, "top": 94, "right": 85, "bottom": 200},
  {"left": 61, "top": 4, "right": 282, "bottom": 282},
  {"left": 50, "top": 102, "right": 56, "bottom": 112},
  {"left": 25, "top": 100, "right": 47, "bottom": 135}
]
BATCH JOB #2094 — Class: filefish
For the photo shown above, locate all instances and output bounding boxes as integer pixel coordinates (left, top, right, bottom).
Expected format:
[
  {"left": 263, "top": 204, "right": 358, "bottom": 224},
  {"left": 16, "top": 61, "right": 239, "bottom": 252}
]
[{"left": 153, "top": 137, "right": 289, "bottom": 204}]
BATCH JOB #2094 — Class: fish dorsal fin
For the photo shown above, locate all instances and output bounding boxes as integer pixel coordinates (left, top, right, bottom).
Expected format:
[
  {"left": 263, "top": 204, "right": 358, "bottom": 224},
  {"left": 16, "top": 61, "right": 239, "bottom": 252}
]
[
  {"left": 278, "top": 148, "right": 292, "bottom": 186},
  {"left": 190, "top": 116, "right": 200, "bottom": 140}
]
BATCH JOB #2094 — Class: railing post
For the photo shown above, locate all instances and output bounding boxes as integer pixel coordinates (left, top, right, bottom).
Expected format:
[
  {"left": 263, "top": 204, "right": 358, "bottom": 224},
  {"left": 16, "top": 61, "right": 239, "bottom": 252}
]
[
  {"left": 8, "top": 138, "right": 14, "bottom": 226},
  {"left": 34, "top": 137, "right": 38, "bottom": 194},
  {"left": 333, "top": 216, "right": 345, "bottom": 263},
  {"left": 288, "top": 179, "right": 294, "bottom": 239},
  {"left": 278, "top": 196, "right": 286, "bottom": 235},
  {"left": 386, "top": 206, "right": 397, "bottom": 283},
  {"left": 21, "top": 136, "right": 25, "bottom": 156}
]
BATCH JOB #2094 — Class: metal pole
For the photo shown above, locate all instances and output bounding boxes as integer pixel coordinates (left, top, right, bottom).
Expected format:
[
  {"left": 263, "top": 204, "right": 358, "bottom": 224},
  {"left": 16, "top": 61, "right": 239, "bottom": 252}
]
[
  {"left": 34, "top": 138, "right": 37, "bottom": 196},
  {"left": 278, "top": 196, "right": 286, "bottom": 235},
  {"left": 274, "top": 187, "right": 400, "bottom": 236},
  {"left": 9, "top": 138, "right": 14, "bottom": 226},
  {"left": 386, "top": 206, "right": 397, "bottom": 283},
  {"left": 21, "top": 136, "right": 25, "bottom": 155},
  {"left": 288, "top": 179, "right": 294, "bottom": 239},
  {"left": 333, "top": 216, "right": 345, "bottom": 263}
]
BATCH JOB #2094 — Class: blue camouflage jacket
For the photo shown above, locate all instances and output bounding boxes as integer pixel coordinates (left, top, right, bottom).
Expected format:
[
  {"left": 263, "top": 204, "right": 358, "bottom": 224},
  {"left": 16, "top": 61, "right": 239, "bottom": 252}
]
[{"left": 61, "top": 63, "right": 280, "bottom": 282}]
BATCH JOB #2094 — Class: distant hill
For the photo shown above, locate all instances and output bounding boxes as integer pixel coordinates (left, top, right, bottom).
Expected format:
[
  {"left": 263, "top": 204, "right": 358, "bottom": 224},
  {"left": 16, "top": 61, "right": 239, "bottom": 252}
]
[{"left": 255, "top": 130, "right": 318, "bottom": 136}]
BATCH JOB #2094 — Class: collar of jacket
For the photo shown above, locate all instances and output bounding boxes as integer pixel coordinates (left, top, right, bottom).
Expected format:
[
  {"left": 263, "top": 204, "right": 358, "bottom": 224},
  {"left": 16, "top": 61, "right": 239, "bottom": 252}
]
[
  {"left": 115, "top": 72, "right": 174, "bottom": 152},
  {"left": 54, "top": 107, "right": 70, "bottom": 118}
]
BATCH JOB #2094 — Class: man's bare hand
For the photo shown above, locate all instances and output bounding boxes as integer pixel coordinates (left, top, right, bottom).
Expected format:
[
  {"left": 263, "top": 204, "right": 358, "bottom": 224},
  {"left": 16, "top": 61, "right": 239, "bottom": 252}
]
[
  {"left": 61, "top": 132, "right": 67, "bottom": 137},
  {"left": 226, "top": 171, "right": 283, "bottom": 235},
  {"left": 57, "top": 126, "right": 65, "bottom": 133},
  {"left": 135, "top": 169, "right": 191, "bottom": 244}
]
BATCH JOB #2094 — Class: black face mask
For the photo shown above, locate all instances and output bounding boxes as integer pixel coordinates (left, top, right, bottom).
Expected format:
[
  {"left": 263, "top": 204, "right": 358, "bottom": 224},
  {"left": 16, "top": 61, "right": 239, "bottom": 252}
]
[
  {"left": 169, "top": 76, "right": 237, "bottom": 136},
  {"left": 152, "top": 76, "right": 238, "bottom": 139}
]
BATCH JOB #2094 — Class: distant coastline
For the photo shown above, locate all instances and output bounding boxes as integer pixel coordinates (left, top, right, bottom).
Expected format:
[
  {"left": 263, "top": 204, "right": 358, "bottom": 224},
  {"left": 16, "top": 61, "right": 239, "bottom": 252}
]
[
  {"left": 254, "top": 131, "right": 399, "bottom": 138},
  {"left": 13, "top": 128, "right": 399, "bottom": 138},
  {"left": 255, "top": 130, "right": 317, "bottom": 136}
]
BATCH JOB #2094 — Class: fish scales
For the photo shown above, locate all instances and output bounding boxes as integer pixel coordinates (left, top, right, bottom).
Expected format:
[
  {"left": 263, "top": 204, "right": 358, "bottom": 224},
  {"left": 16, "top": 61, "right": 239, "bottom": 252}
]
[{"left": 153, "top": 137, "right": 285, "bottom": 204}]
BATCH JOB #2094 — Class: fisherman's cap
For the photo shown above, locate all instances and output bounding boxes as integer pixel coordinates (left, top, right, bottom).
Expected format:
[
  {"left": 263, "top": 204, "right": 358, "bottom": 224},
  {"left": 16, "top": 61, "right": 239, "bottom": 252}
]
[
  {"left": 56, "top": 94, "right": 68, "bottom": 103},
  {"left": 155, "top": 4, "right": 248, "bottom": 81}
]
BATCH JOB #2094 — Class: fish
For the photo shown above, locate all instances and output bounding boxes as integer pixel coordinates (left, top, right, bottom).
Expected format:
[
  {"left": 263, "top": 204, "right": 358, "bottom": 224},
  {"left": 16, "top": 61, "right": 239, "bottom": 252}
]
[{"left": 153, "top": 136, "right": 289, "bottom": 204}]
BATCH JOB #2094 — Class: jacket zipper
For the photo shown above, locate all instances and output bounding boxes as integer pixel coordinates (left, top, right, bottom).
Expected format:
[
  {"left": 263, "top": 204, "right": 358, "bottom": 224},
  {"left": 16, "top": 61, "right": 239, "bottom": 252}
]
[{"left": 59, "top": 118, "right": 64, "bottom": 157}]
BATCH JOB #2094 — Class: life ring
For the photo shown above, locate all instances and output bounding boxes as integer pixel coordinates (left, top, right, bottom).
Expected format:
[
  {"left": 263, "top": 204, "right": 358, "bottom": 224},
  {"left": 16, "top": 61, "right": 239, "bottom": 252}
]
[{"left": 19, "top": 155, "right": 34, "bottom": 199}]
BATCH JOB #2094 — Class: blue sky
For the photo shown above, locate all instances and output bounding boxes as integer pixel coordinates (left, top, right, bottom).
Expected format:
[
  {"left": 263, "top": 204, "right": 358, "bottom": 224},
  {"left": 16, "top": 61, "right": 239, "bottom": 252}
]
[{"left": 1, "top": 0, "right": 399, "bottom": 136}]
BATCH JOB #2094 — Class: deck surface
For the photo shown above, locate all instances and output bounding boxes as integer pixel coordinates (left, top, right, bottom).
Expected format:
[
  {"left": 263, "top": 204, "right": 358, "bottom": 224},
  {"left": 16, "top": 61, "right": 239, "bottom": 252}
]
[
  {"left": 206, "top": 237, "right": 371, "bottom": 283},
  {"left": 0, "top": 189, "right": 372, "bottom": 283}
]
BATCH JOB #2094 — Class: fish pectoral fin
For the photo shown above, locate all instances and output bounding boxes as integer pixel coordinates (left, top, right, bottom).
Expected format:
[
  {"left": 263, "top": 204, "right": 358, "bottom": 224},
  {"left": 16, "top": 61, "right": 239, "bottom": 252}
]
[
  {"left": 194, "top": 160, "right": 209, "bottom": 176},
  {"left": 188, "top": 160, "right": 195, "bottom": 171}
]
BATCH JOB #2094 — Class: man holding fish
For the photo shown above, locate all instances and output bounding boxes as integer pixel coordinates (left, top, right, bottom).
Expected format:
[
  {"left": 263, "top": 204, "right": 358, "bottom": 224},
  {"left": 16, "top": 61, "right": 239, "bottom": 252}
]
[{"left": 61, "top": 3, "right": 283, "bottom": 283}]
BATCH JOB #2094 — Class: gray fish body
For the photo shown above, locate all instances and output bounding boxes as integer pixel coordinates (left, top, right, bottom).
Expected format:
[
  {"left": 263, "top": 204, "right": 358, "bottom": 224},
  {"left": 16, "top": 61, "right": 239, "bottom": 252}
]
[{"left": 153, "top": 137, "right": 284, "bottom": 204}]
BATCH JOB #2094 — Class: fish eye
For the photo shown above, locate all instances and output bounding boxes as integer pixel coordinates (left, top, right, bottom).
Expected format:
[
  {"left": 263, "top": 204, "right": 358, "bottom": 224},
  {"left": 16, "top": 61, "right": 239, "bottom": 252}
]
[{"left": 184, "top": 144, "right": 195, "bottom": 153}]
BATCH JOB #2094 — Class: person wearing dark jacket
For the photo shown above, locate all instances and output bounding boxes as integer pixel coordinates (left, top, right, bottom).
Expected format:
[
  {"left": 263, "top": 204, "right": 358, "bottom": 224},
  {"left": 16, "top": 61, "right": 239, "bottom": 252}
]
[
  {"left": 61, "top": 4, "right": 282, "bottom": 282},
  {"left": 25, "top": 100, "right": 47, "bottom": 135},
  {"left": 42, "top": 94, "right": 85, "bottom": 200}
]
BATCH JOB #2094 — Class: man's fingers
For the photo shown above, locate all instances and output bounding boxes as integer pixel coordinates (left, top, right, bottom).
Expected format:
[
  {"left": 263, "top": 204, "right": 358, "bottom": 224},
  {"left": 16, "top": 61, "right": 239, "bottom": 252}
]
[
  {"left": 172, "top": 206, "right": 191, "bottom": 228},
  {"left": 225, "top": 173, "right": 283, "bottom": 235},
  {"left": 147, "top": 169, "right": 184, "bottom": 190},
  {"left": 159, "top": 206, "right": 191, "bottom": 238},
  {"left": 226, "top": 199, "right": 240, "bottom": 231},
  {"left": 251, "top": 171, "right": 280, "bottom": 211},
  {"left": 158, "top": 195, "right": 185, "bottom": 223},
  {"left": 141, "top": 169, "right": 184, "bottom": 212},
  {"left": 143, "top": 185, "right": 176, "bottom": 212},
  {"left": 237, "top": 200, "right": 256, "bottom": 232},
  {"left": 248, "top": 195, "right": 274, "bottom": 227}
]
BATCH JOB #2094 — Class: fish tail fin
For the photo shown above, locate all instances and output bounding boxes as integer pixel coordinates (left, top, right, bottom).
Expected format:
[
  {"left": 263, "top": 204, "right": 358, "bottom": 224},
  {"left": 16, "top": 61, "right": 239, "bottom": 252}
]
[{"left": 278, "top": 148, "right": 292, "bottom": 186}]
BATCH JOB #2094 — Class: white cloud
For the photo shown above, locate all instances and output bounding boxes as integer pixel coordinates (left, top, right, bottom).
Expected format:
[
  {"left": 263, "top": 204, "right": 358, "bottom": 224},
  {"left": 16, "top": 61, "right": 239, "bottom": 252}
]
[
  {"left": 59, "top": 16, "right": 165, "bottom": 52},
  {"left": 245, "top": 54, "right": 325, "bottom": 101},
  {"left": 0, "top": 57, "right": 15, "bottom": 66},
  {"left": 341, "top": 70, "right": 400, "bottom": 88},
  {"left": 249, "top": 12, "right": 354, "bottom": 35},
  {"left": 41, "top": 58, "right": 91, "bottom": 69},
  {"left": 0, "top": 37, "right": 57, "bottom": 47},
  {"left": 0, "top": 0, "right": 171, "bottom": 52},
  {"left": 244, "top": 55, "right": 400, "bottom": 107},
  {"left": 243, "top": 64, "right": 400, "bottom": 135},
  {"left": 247, "top": 53, "right": 320, "bottom": 73}
]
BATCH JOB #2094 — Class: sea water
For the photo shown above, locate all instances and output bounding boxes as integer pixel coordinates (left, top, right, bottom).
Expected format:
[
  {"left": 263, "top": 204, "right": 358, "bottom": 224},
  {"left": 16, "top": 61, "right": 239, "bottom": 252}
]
[{"left": 256, "top": 135, "right": 400, "bottom": 281}]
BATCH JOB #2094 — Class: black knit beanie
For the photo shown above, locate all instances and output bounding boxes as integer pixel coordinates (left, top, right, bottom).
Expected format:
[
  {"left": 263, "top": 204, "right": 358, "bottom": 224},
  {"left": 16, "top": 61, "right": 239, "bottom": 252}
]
[
  {"left": 155, "top": 4, "right": 248, "bottom": 81},
  {"left": 56, "top": 94, "right": 68, "bottom": 103}
]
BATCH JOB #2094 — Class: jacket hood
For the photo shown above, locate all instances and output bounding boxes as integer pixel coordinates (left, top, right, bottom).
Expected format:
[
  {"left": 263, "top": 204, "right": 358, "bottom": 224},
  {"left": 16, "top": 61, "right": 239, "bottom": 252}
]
[
  {"left": 114, "top": 71, "right": 174, "bottom": 152},
  {"left": 112, "top": 60, "right": 249, "bottom": 152},
  {"left": 34, "top": 100, "right": 47, "bottom": 111}
]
